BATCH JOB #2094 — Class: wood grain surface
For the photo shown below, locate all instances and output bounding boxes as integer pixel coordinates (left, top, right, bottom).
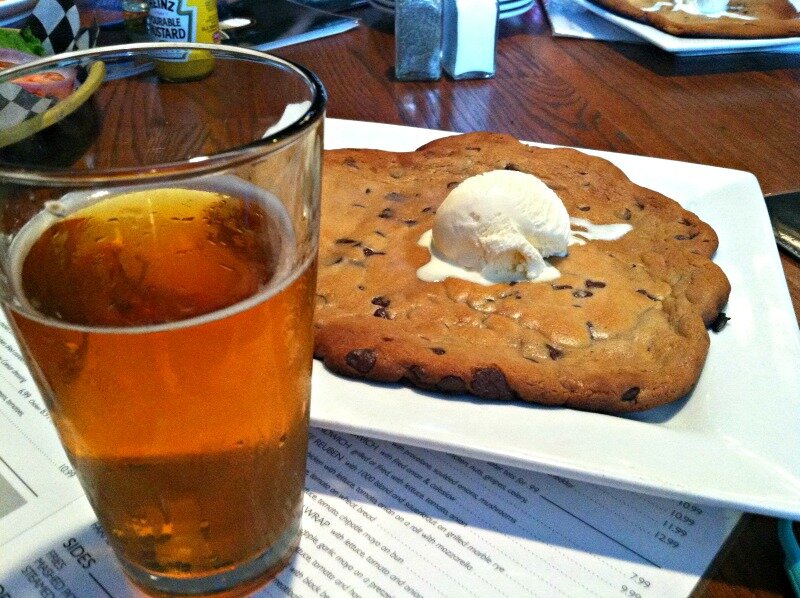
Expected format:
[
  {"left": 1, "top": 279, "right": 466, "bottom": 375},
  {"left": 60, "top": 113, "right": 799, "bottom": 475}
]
[{"left": 94, "top": 4, "right": 799, "bottom": 595}]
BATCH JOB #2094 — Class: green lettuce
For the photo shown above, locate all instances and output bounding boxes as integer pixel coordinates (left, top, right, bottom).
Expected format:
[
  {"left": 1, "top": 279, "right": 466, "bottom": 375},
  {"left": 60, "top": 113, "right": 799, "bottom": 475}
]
[{"left": 0, "top": 28, "right": 46, "bottom": 57}]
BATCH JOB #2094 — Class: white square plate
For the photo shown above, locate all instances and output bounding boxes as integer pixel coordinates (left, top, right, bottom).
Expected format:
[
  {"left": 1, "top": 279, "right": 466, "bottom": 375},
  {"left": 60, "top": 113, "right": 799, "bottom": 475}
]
[
  {"left": 311, "top": 119, "right": 800, "bottom": 518},
  {"left": 572, "top": 0, "right": 800, "bottom": 54}
]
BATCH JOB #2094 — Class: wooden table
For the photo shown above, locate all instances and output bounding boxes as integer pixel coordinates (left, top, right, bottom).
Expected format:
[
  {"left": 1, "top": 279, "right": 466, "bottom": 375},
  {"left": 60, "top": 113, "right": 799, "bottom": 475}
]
[{"left": 270, "top": 5, "right": 800, "bottom": 597}]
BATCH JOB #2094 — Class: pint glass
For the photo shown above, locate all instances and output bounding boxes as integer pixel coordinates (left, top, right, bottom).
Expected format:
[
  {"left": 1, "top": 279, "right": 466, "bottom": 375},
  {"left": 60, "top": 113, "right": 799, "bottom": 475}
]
[{"left": 0, "top": 44, "right": 325, "bottom": 596}]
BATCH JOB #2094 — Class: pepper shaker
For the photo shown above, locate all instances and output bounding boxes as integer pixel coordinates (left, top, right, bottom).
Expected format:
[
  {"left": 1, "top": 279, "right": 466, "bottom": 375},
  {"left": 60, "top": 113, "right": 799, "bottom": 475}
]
[{"left": 395, "top": 0, "right": 443, "bottom": 81}]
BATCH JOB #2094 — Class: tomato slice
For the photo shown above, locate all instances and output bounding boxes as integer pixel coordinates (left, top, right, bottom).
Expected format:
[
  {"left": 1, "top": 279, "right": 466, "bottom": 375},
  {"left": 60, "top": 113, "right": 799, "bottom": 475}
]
[{"left": 1, "top": 49, "right": 76, "bottom": 100}]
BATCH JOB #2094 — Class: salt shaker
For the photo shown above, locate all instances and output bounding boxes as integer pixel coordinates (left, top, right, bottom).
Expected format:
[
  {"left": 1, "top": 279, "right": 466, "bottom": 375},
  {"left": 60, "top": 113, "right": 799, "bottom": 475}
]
[
  {"left": 442, "top": 0, "right": 498, "bottom": 79},
  {"left": 395, "top": 0, "right": 443, "bottom": 81}
]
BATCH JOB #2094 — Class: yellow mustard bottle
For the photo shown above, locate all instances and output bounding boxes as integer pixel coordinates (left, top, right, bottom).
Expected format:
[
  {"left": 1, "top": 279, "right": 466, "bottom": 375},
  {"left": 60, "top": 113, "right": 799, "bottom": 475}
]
[{"left": 146, "top": 0, "right": 221, "bottom": 82}]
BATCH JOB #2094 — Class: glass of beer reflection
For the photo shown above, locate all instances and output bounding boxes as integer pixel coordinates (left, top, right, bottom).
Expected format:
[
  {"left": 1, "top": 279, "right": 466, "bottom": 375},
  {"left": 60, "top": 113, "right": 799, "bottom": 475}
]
[{"left": 0, "top": 44, "right": 325, "bottom": 596}]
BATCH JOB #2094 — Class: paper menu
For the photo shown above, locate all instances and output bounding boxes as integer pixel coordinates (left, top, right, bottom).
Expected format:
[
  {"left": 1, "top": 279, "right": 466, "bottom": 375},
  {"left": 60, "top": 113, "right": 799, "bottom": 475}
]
[
  {"left": 0, "top": 310, "right": 741, "bottom": 597},
  {"left": 293, "top": 430, "right": 739, "bottom": 597},
  {"left": 0, "top": 319, "right": 85, "bottom": 549}
]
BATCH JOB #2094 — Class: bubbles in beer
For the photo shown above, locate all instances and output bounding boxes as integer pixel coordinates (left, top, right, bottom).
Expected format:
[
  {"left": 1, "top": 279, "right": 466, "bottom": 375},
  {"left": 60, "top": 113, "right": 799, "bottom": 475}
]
[
  {"left": 44, "top": 200, "right": 68, "bottom": 217},
  {"left": 15, "top": 185, "right": 293, "bottom": 328}
]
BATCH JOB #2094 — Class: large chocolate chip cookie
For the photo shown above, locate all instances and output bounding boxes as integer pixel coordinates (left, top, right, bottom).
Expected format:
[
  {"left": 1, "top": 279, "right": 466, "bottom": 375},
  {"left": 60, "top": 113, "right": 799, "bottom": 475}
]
[{"left": 314, "top": 133, "right": 730, "bottom": 413}]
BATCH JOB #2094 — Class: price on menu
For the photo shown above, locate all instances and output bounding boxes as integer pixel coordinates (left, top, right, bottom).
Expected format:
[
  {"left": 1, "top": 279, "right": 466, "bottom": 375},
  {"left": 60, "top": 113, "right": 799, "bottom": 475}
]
[{"left": 618, "top": 570, "right": 653, "bottom": 597}]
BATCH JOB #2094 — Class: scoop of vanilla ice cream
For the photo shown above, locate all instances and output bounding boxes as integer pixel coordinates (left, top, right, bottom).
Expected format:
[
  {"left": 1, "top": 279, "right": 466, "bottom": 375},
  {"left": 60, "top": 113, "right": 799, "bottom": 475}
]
[{"left": 430, "top": 170, "right": 570, "bottom": 282}]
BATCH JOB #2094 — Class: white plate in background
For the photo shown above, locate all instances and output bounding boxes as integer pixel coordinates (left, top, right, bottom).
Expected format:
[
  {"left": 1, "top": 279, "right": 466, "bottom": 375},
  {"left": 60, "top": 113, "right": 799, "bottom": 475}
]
[
  {"left": 500, "top": 0, "right": 536, "bottom": 17},
  {"left": 572, "top": 0, "right": 800, "bottom": 54},
  {"left": 311, "top": 118, "right": 800, "bottom": 519}
]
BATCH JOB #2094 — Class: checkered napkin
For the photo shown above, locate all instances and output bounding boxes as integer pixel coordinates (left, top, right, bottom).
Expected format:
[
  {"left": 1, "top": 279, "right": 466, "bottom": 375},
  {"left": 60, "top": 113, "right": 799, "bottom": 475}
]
[
  {"left": 0, "top": 81, "right": 56, "bottom": 129},
  {"left": 27, "top": 0, "right": 98, "bottom": 55},
  {"left": 0, "top": 0, "right": 98, "bottom": 134}
]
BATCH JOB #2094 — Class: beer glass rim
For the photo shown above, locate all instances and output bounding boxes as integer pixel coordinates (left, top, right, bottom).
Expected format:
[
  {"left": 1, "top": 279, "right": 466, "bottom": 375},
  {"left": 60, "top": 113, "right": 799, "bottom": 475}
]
[{"left": 0, "top": 43, "right": 327, "bottom": 186}]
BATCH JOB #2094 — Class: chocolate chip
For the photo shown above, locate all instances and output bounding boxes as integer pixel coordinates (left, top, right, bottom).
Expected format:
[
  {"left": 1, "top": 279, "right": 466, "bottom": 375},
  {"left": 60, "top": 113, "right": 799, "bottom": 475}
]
[
  {"left": 404, "top": 365, "right": 425, "bottom": 383},
  {"left": 446, "top": 181, "right": 460, "bottom": 190},
  {"left": 352, "top": 203, "right": 366, "bottom": 208},
  {"left": 344, "top": 157, "right": 358, "bottom": 168},
  {"left": 335, "top": 238, "right": 359, "bottom": 245},
  {"left": 552, "top": 284, "right": 572, "bottom": 290},
  {"left": 375, "top": 230, "right": 386, "bottom": 237},
  {"left": 504, "top": 163, "right": 522, "bottom": 171},
  {"left": 572, "top": 289, "right": 593, "bottom": 298},
  {"left": 373, "top": 307, "right": 392, "bottom": 319},
  {"left": 345, "top": 349, "right": 377, "bottom": 373},
  {"left": 636, "top": 289, "right": 659, "bottom": 301},
  {"left": 577, "top": 205, "right": 591, "bottom": 212},
  {"left": 679, "top": 217, "right": 693, "bottom": 226},
  {"left": 363, "top": 247, "right": 386, "bottom": 257},
  {"left": 365, "top": 188, "right": 372, "bottom": 194},
  {"left": 328, "top": 256, "right": 343, "bottom": 265},
  {"left": 430, "top": 347, "right": 446, "bottom": 355},
  {"left": 437, "top": 375, "right": 466, "bottom": 394},
  {"left": 509, "top": 281, "right": 518, "bottom": 286},
  {"left": 675, "top": 232, "right": 700, "bottom": 240},
  {"left": 357, "top": 284, "right": 366, "bottom": 291},
  {"left": 378, "top": 208, "right": 394, "bottom": 219},
  {"left": 585, "top": 280, "right": 606, "bottom": 288},
  {"left": 421, "top": 206, "right": 434, "bottom": 213},
  {"left": 385, "top": 191, "right": 406, "bottom": 202},
  {"left": 471, "top": 367, "right": 513, "bottom": 400},
  {"left": 403, "top": 219, "right": 418, "bottom": 226},
  {"left": 546, "top": 344, "right": 564, "bottom": 360},
  {"left": 371, "top": 296, "right": 390, "bottom": 307},
  {"left": 635, "top": 199, "right": 645, "bottom": 210},
  {"left": 618, "top": 208, "right": 632, "bottom": 221},
  {"left": 621, "top": 387, "right": 640, "bottom": 402},
  {"left": 711, "top": 312, "right": 730, "bottom": 333}
]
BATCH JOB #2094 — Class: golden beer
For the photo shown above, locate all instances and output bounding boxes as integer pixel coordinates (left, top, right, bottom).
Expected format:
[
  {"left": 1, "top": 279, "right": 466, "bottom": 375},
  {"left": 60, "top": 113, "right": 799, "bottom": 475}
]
[{"left": 7, "top": 187, "right": 316, "bottom": 590}]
